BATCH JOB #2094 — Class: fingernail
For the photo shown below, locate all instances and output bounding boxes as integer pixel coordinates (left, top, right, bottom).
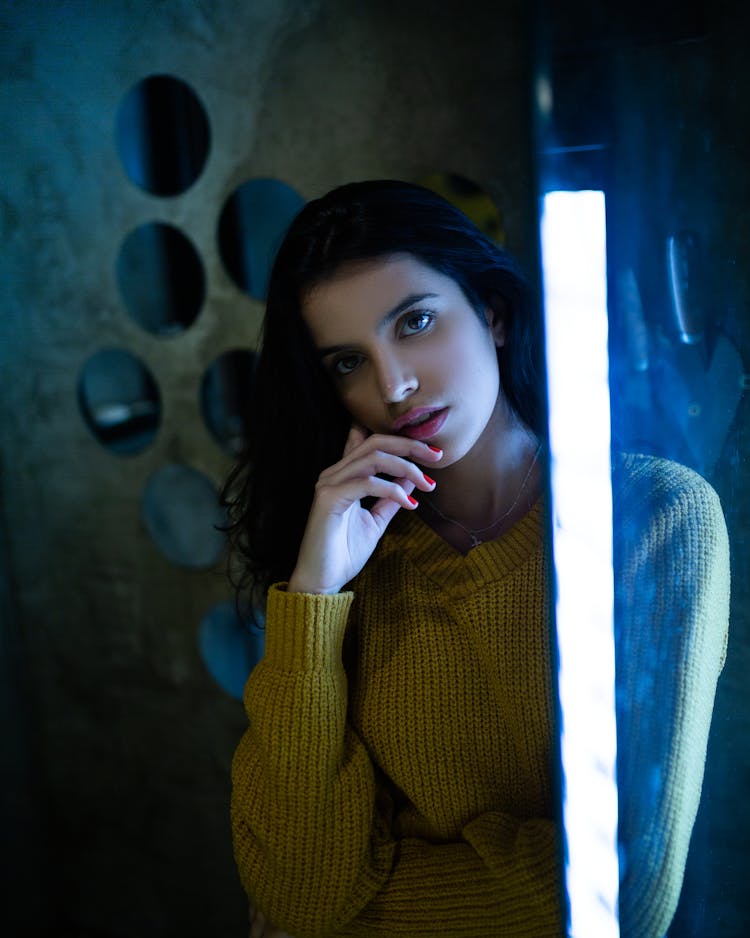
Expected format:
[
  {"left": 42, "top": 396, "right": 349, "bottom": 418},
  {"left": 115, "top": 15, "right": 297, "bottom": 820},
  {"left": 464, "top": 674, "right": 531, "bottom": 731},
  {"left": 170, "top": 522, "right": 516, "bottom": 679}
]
[
  {"left": 423, "top": 474, "right": 435, "bottom": 486},
  {"left": 407, "top": 495, "right": 418, "bottom": 507},
  {"left": 427, "top": 445, "right": 442, "bottom": 454}
]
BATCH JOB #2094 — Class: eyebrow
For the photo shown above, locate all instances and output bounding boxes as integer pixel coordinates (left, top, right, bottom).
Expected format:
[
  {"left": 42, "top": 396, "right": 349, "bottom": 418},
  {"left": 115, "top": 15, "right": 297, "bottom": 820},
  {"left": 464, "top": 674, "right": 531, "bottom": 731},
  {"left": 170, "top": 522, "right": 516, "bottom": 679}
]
[{"left": 316, "top": 292, "right": 439, "bottom": 358}]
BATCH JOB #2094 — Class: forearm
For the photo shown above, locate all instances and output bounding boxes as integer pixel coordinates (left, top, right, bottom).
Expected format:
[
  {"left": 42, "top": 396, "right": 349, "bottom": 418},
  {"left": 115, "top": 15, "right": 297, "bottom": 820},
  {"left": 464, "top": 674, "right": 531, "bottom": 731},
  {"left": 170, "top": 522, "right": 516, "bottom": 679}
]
[
  {"left": 331, "top": 816, "right": 560, "bottom": 937},
  {"left": 232, "top": 585, "right": 386, "bottom": 933},
  {"left": 236, "top": 753, "right": 560, "bottom": 938},
  {"left": 232, "top": 588, "right": 561, "bottom": 937}
]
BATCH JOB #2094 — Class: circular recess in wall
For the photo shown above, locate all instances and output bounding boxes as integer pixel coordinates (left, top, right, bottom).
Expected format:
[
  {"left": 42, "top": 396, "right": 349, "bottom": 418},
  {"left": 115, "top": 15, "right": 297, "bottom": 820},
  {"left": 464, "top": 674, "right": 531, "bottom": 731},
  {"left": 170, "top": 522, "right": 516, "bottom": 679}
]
[
  {"left": 198, "top": 600, "right": 266, "bottom": 699},
  {"left": 116, "top": 73, "right": 210, "bottom": 196},
  {"left": 217, "top": 178, "right": 305, "bottom": 300},
  {"left": 78, "top": 348, "right": 161, "bottom": 454},
  {"left": 417, "top": 172, "right": 505, "bottom": 244},
  {"left": 116, "top": 222, "right": 206, "bottom": 335},
  {"left": 200, "top": 349, "right": 257, "bottom": 455},
  {"left": 141, "top": 464, "right": 226, "bottom": 569}
]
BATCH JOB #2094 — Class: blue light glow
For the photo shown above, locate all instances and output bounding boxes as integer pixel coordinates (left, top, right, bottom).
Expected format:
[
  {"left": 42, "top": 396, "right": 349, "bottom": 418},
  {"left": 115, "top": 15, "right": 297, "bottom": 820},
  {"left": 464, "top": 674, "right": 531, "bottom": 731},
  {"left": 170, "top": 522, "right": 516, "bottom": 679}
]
[{"left": 541, "top": 190, "right": 620, "bottom": 937}]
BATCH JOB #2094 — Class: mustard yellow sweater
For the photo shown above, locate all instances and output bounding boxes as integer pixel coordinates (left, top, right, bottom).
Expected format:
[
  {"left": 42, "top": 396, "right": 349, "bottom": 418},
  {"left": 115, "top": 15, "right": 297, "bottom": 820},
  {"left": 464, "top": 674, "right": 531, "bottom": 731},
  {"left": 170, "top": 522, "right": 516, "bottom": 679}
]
[
  {"left": 612, "top": 455, "right": 729, "bottom": 937},
  {"left": 231, "top": 455, "right": 729, "bottom": 938}
]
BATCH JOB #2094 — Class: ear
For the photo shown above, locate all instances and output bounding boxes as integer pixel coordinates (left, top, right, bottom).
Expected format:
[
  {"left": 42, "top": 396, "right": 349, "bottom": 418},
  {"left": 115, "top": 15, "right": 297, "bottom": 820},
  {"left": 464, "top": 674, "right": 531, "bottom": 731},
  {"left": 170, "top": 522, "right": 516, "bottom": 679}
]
[{"left": 484, "top": 294, "right": 508, "bottom": 348}]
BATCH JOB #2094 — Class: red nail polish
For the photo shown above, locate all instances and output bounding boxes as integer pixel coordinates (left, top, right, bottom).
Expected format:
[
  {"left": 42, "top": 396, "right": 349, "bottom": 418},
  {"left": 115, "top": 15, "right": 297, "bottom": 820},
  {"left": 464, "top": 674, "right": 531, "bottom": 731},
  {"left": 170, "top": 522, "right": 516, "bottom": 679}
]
[
  {"left": 423, "top": 474, "right": 435, "bottom": 486},
  {"left": 427, "top": 445, "right": 442, "bottom": 454},
  {"left": 407, "top": 495, "right": 418, "bottom": 507}
]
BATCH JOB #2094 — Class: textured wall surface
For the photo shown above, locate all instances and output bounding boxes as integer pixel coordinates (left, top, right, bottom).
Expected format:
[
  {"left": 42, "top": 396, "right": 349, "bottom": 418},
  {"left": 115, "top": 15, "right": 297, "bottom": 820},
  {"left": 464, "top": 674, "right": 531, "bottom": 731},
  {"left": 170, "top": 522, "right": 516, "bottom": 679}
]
[{"left": 0, "top": 2, "right": 532, "bottom": 935}]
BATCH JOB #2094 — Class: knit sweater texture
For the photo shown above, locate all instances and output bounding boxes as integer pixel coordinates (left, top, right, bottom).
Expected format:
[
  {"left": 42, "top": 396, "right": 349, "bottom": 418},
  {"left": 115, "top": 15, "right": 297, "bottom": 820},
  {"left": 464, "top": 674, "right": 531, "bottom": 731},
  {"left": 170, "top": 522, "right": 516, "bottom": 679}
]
[
  {"left": 612, "top": 455, "right": 729, "bottom": 937},
  {"left": 231, "top": 455, "right": 729, "bottom": 938}
]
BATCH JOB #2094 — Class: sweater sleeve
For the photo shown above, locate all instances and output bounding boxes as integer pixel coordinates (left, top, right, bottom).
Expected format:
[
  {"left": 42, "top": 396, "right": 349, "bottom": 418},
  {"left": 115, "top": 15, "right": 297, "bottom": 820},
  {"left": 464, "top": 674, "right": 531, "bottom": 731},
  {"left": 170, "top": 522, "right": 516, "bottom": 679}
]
[
  {"left": 613, "top": 460, "right": 730, "bottom": 938},
  {"left": 231, "top": 585, "right": 561, "bottom": 938}
]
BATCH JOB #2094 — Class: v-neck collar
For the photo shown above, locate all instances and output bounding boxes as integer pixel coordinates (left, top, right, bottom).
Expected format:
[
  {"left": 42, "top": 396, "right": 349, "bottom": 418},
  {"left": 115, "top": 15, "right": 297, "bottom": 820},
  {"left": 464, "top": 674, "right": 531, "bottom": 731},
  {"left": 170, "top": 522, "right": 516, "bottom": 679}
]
[{"left": 381, "top": 498, "right": 546, "bottom": 599}]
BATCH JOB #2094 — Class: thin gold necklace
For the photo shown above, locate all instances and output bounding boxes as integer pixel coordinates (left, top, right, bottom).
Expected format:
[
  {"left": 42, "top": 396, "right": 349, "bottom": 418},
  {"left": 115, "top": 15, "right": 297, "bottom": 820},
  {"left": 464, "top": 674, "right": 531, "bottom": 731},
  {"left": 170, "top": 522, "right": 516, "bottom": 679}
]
[{"left": 424, "top": 444, "right": 542, "bottom": 548}]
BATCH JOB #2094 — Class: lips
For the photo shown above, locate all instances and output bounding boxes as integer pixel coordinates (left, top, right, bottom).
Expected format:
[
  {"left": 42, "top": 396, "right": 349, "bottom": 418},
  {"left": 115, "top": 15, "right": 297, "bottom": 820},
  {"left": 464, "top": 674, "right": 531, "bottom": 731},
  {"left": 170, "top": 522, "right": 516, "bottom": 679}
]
[{"left": 393, "top": 407, "right": 449, "bottom": 441}]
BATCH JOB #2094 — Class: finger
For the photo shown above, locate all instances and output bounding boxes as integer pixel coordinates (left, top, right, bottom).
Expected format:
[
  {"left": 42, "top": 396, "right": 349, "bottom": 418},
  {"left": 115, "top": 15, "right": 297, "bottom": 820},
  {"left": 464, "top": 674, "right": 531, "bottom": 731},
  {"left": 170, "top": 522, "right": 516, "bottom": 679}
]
[
  {"left": 317, "top": 473, "right": 421, "bottom": 514},
  {"left": 399, "top": 478, "right": 417, "bottom": 496},
  {"left": 363, "top": 433, "right": 444, "bottom": 460},
  {"left": 342, "top": 430, "right": 443, "bottom": 465},
  {"left": 323, "top": 450, "right": 437, "bottom": 494},
  {"left": 342, "top": 421, "right": 369, "bottom": 457},
  {"left": 369, "top": 496, "right": 403, "bottom": 529},
  {"left": 369, "top": 477, "right": 416, "bottom": 528}
]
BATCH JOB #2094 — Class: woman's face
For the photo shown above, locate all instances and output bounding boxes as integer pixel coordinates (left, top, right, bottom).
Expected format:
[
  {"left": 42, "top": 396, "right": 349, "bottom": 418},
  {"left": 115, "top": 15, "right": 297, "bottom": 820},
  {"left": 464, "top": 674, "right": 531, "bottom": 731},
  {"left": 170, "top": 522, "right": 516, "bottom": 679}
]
[{"left": 302, "top": 253, "right": 508, "bottom": 467}]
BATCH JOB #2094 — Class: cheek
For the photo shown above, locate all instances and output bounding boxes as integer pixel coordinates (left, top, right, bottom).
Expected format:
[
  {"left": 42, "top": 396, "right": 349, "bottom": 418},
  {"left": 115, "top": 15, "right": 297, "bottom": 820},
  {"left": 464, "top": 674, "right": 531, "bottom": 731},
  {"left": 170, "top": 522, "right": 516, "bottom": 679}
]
[
  {"left": 446, "top": 332, "right": 500, "bottom": 388},
  {"left": 337, "top": 383, "right": 379, "bottom": 426}
]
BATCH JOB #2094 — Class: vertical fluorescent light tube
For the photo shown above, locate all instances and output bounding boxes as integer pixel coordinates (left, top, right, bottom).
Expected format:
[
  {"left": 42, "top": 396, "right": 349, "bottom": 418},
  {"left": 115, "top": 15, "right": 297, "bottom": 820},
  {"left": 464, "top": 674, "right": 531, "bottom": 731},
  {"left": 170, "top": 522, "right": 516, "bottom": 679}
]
[{"left": 541, "top": 190, "right": 619, "bottom": 937}]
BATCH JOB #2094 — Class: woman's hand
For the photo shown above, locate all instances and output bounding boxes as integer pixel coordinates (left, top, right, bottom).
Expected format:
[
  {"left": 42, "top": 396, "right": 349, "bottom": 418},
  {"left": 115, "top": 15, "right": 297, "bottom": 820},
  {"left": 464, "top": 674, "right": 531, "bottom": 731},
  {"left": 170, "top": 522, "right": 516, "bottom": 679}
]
[{"left": 287, "top": 423, "right": 442, "bottom": 595}]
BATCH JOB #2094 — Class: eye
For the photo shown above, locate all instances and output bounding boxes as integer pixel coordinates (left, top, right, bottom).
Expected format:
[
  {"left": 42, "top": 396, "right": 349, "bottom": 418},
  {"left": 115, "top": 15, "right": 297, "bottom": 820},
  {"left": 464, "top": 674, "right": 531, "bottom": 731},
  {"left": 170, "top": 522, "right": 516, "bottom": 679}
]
[
  {"left": 332, "top": 353, "right": 363, "bottom": 377},
  {"left": 399, "top": 311, "right": 435, "bottom": 336}
]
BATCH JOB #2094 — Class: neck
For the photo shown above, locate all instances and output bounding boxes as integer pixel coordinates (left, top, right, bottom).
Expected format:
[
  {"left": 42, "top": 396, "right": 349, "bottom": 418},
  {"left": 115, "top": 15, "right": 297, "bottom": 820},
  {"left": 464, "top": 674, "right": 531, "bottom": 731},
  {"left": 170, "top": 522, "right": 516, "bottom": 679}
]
[{"left": 421, "top": 403, "right": 542, "bottom": 538}]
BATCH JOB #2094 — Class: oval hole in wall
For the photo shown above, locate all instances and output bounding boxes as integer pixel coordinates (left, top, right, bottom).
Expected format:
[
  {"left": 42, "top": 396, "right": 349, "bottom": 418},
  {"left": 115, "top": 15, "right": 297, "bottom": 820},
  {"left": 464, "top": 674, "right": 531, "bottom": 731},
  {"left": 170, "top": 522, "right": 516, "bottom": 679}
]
[
  {"left": 217, "top": 178, "right": 305, "bottom": 300},
  {"left": 198, "top": 600, "right": 265, "bottom": 699},
  {"left": 116, "top": 73, "right": 210, "bottom": 196},
  {"left": 141, "top": 464, "right": 226, "bottom": 569},
  {"left": 417, "top": 172, "right": 505, "bottom": 244},
  {"left": 116, "top": 222, "right": 206, "bottom": 335},
  {"left": 78, "top": 348, "right": 161, "bottom": 455},
  {"left": 201, "top": 349, "right": 257, "bottom": 455}
]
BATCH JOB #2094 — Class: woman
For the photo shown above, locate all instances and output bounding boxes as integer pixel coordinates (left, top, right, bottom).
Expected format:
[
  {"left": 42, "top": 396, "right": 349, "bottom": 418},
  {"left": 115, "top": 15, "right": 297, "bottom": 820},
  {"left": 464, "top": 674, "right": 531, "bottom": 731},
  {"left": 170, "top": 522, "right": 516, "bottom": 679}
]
[{"left": 224, "top": 180, "right": 729, "bottom": 937}]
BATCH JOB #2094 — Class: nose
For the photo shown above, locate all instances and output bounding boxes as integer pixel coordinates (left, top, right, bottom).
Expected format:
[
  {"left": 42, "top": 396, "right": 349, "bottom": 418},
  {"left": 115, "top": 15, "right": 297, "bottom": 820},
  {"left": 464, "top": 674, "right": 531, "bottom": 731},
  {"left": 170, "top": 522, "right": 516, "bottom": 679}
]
[{"left": 374, "top": 353, "right": 418, "bottom": 403}]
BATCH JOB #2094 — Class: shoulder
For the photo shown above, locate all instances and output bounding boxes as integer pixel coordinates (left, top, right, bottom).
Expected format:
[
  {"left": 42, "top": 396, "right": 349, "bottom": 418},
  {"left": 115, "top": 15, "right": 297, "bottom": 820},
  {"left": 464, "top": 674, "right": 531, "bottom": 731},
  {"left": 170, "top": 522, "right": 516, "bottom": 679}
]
[
  {"left": 612, "top": 454, "right": 730, "bottom": 666},
  {"left": 612, "top": 455, "right": 729, "bottom": 604},
  {"left": 613, "top": 452, "right": 717, "bottom": 503},
  {"left": 612, "top": 453, "right": 725, "bottom": 536}
]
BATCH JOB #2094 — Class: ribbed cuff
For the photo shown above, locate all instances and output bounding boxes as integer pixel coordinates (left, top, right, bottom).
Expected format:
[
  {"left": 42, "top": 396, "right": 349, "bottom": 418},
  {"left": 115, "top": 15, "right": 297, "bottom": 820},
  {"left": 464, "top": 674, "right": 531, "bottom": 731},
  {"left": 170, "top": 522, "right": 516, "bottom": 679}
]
[{"left": 264, "top": 582, "right": 355, "bottom": 672}]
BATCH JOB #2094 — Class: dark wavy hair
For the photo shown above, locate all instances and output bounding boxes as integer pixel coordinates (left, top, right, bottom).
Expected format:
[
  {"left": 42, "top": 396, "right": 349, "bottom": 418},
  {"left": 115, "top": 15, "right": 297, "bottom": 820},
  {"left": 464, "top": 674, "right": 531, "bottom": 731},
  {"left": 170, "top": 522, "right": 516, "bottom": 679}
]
[{"left": 221, "top": 179, "right": 543, "bottom": 606}]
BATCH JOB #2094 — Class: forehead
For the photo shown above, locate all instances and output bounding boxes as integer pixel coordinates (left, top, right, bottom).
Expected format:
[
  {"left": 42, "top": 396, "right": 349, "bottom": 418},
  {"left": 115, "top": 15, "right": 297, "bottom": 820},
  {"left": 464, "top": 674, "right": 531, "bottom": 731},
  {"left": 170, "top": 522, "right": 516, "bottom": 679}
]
[{"left": 302, "top": 253, "right": 459, "bottom": 338}]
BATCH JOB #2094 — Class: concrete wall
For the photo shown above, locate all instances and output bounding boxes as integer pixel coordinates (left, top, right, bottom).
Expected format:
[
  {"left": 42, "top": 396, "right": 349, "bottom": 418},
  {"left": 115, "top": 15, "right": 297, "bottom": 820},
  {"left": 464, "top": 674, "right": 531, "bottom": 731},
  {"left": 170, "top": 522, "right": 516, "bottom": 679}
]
[{"left": 0, "top": 2, "right": 533, "bottom": 935}]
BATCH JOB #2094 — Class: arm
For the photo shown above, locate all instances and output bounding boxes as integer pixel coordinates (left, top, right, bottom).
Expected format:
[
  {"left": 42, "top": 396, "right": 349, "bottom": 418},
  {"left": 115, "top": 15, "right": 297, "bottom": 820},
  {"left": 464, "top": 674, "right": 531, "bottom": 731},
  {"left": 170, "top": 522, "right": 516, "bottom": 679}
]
[
  {"left": 231, "top": 585, "right": 561, "bottom": 938},
  {"left": 613, "top": 457, "right": 730, "bottom": 937}
]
